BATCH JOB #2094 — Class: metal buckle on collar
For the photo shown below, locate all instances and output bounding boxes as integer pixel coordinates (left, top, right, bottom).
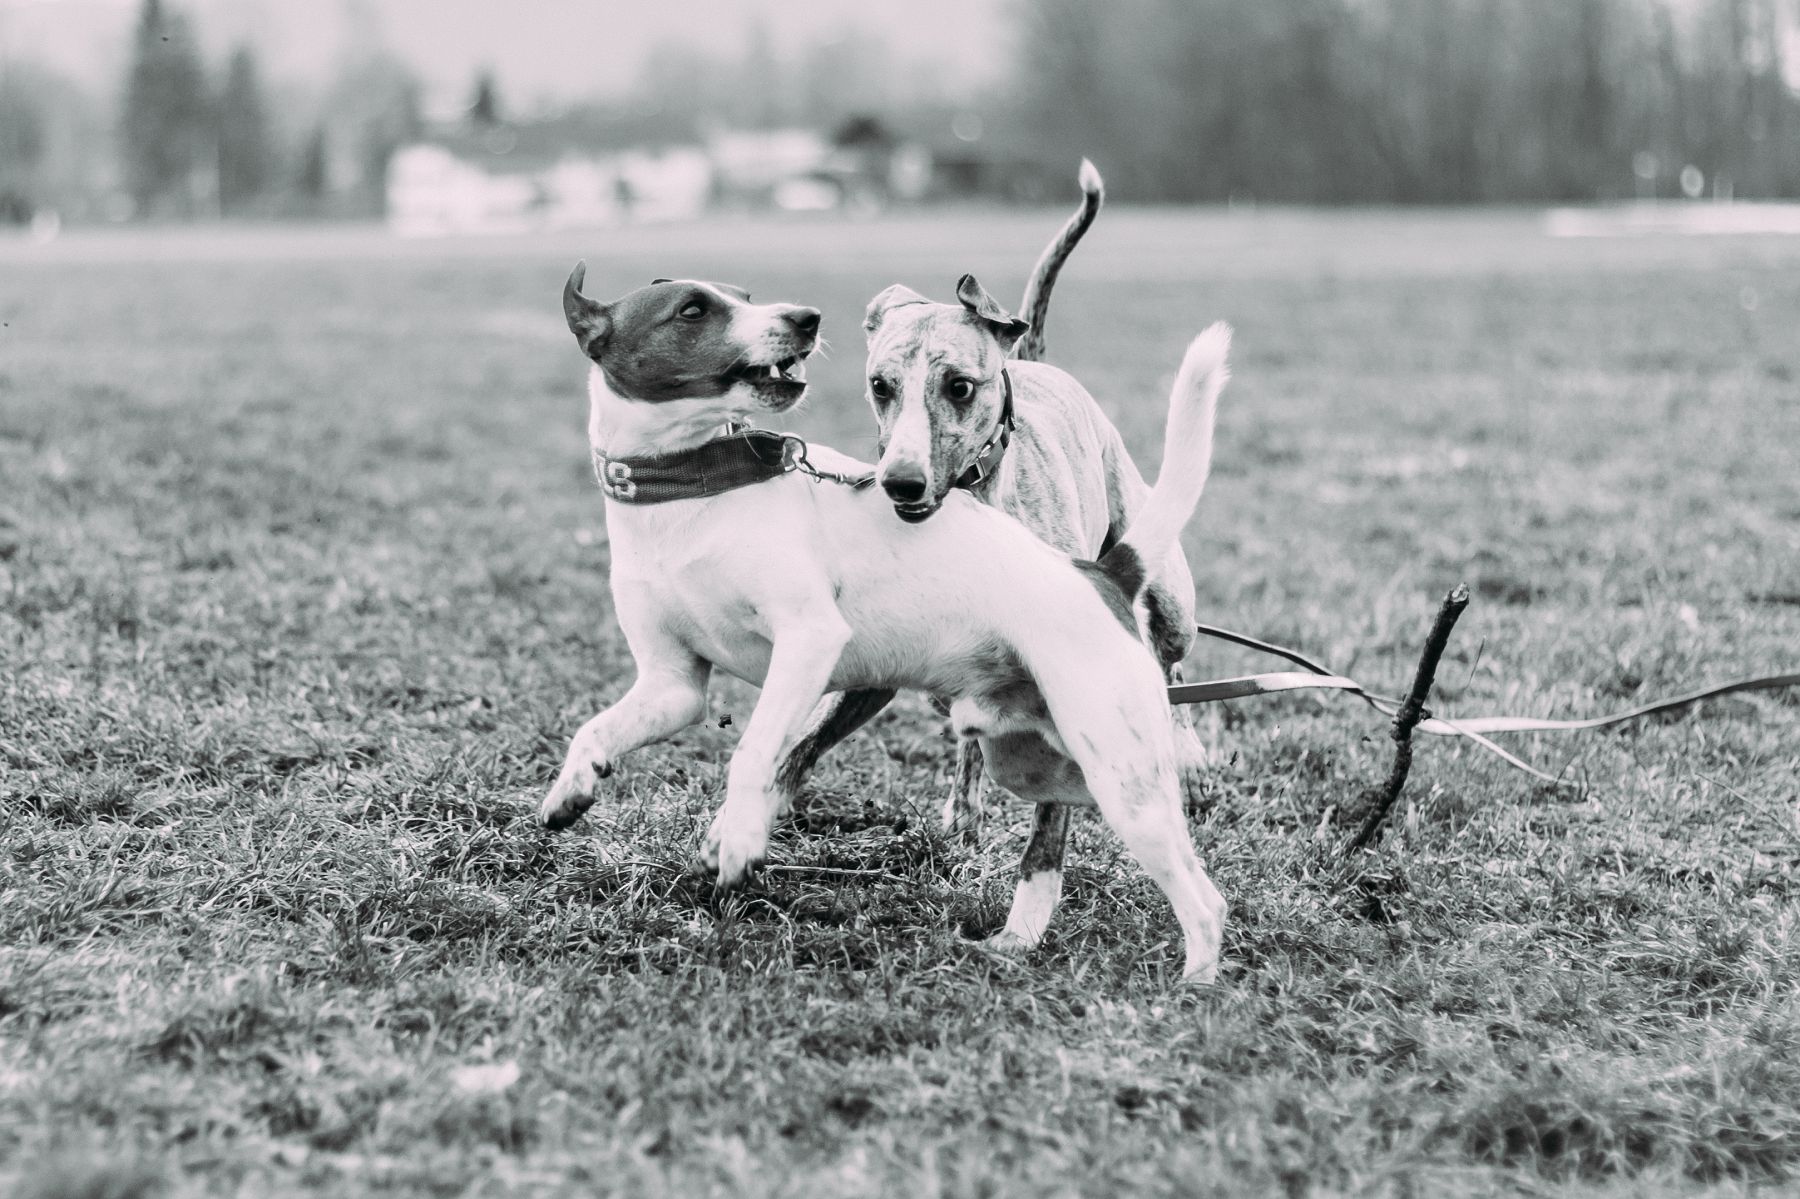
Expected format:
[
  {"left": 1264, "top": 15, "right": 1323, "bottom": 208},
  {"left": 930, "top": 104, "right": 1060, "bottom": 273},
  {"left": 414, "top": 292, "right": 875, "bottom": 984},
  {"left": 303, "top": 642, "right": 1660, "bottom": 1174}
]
[{"left": 961, "top": 441, "right": 998, "bottom": 487}]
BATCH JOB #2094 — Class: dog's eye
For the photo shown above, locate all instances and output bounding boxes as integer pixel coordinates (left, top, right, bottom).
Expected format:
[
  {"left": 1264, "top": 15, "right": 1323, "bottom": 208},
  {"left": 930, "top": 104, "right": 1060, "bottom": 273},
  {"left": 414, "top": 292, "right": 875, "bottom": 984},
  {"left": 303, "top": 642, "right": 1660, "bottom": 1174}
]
[
  {"left": 945, "top": 378, "right": 976, "bottom": 402},
  {"left": 678, "top": 301, "right": 705, "bottom": 320},
  {"left": 869, "top": 377, "right": 891, "bottom": 401}
]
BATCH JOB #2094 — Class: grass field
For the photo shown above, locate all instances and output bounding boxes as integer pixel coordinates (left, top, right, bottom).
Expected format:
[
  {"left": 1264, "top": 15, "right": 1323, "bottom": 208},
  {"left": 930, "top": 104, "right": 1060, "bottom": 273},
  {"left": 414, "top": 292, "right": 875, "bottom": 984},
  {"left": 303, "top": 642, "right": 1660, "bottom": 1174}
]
[{"left": 2, "top": 208, "right": 1798, "bottom": 1198}]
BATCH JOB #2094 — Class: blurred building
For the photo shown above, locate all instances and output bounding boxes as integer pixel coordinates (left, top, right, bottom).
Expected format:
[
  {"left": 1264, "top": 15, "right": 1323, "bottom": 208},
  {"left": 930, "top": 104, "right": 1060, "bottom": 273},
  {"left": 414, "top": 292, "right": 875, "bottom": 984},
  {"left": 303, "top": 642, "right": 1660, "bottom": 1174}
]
[
  {"left": 383, "top": 100, "right": 1069, "bottom": 236},
  {"left": 386, "top": 114, "right": 716, "bottom": 236},
  {"left": 388, "top": 117, "right": 948, "bottom": 235}
]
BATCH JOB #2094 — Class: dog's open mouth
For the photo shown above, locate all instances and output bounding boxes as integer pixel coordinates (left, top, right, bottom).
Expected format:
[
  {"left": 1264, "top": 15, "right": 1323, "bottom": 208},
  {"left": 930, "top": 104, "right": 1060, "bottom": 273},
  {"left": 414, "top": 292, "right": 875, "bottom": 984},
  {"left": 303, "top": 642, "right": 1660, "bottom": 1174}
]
[
  {"left": 893, "top": 499, "right": 941, "bottom": 524},
  {"left": 728, "top": 355, "right": 809, "bottom": 405}
]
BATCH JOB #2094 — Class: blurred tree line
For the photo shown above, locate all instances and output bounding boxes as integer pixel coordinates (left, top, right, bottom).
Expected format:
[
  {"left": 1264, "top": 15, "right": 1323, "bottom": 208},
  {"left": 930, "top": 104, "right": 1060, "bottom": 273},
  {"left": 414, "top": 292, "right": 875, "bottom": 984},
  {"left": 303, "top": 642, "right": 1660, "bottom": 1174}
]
[
  {"left": 111, "top": 0, "right": 420, "bottom": 218},
  {"left": 0, "top": 0, "right": 420, "bottom": 221},
  {"left": 2, "top": 0, "right": 1797, "bottom": 222},
  {"left": 1013, "top": 0, "right": 1800, "bottom": 201}
]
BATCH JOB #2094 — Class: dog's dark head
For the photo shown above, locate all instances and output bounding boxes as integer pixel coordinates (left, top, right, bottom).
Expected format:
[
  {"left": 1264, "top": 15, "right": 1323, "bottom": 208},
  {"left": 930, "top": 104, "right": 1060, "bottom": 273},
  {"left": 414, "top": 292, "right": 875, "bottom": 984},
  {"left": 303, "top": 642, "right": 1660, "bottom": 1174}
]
[
  {"left": 862, "top": 274, "right": 1028, "bottom": 522},
  {"left": 563, "top": 262, "right": 820, "bottom": 417}
]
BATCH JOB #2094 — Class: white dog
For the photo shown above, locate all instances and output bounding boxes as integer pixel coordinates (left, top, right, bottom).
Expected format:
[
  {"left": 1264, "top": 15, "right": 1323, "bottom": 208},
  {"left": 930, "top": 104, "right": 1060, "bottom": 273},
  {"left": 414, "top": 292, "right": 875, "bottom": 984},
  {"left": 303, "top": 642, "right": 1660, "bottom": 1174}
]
[{"left": 540, "top": 264, "right": 1233, "bottom": 980}]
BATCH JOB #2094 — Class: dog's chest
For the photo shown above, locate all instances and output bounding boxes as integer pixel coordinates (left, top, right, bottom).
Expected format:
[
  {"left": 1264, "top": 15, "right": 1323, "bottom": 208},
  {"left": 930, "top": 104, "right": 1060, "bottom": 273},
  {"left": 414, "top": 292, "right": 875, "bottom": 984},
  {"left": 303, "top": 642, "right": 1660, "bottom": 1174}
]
[
  {"left": 637, "top": 568, "right": 776, "bottom": 682},
  {"left": 603, "top": 495, "right": 800, "bottom": 680}
]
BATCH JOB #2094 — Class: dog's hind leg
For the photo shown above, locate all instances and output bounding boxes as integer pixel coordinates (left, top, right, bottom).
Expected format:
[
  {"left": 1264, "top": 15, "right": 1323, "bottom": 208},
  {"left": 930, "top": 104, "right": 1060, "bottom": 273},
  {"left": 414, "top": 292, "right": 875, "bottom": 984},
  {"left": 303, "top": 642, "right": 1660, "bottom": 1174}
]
[
  {"left": 1084, "top": 758, "right": 1225, "bottom": 982},
  {"left": 1142, "top": 577, "right": 1195, "bottom": 670},
  {"left": 979, "top": 732, "right": 1090, "bottom": 952},
  {"left": 1037, "top": 666, "right": 1226, "bottom": 981},
  {"left": 1165, "top": 664, "right": 1216, "bottom": 805},
  {"left": 1144, "top": 578, "right": 1217, "bottom": 792},
  {"left": 775, "top": 687, "right": 896, "bottom": 817},
  {"left": 941, "top": 738, "right": 988, "bottom": 844},
  {"left": 540, "top": 658, "right": 711, "bottom": 831},
  {"left": 994, "top": 803, "right": 1070, "bottom": 950}
]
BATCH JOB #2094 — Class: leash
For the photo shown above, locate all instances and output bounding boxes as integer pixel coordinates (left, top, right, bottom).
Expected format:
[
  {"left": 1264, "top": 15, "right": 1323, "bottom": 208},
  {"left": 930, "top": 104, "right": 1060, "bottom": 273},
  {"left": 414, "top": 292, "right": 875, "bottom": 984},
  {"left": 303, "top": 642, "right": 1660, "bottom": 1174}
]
[{"left": 1173, "top": 620, "right": 1800, "bottom": 785}]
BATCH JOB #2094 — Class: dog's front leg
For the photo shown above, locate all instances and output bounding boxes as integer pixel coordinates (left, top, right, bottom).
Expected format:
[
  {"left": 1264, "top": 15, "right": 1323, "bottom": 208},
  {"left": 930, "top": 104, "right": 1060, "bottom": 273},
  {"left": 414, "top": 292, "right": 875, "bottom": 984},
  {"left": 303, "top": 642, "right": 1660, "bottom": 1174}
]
[
  {"left": 540, "top": 661, "right": 709, "bottom": 830},
  {"left": 702, "top": 609, "right": 851, "bottom": 887}
]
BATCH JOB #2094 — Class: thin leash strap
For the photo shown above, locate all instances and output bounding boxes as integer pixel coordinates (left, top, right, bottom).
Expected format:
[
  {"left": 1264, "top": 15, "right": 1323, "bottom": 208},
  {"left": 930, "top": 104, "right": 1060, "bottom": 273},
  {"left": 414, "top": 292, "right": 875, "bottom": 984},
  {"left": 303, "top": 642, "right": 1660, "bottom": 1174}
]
[
  {"left": 1179, "top": 621, "right": 1799, "bottom": 785},
  {"left": 779, "top": 435, "right": 878, "bottom": 490}
]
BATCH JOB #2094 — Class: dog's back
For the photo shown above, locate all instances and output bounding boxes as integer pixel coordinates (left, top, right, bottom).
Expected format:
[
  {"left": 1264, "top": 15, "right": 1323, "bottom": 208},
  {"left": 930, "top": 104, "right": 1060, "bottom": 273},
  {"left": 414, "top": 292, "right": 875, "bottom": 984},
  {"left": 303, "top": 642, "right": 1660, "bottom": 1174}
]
[{"left": 983, "top": 360, "right": 1139, "bottom": 559}]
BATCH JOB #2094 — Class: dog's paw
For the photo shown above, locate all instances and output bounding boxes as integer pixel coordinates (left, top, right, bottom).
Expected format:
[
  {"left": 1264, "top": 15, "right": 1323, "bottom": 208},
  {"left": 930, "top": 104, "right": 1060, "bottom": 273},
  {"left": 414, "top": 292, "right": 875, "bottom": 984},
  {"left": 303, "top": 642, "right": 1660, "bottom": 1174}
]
[
  {"left": 1181, "top": 959, "right": 1221, "bottom": 987},
  {"left": 538, "top": 757, "right": 612, "bottom": 830},
  {"left": 979, "top": 928, "right": 1037, "bottom": 956},
  {"left": 699, "top": 808, "right": 768, "bottom": 889}
]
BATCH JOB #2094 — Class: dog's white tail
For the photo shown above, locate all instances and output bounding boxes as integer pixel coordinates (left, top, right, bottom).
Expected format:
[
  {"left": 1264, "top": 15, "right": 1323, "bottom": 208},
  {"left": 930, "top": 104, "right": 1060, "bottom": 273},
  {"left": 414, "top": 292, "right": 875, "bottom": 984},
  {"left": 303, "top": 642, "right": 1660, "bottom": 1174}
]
[{"left": 1106, "top": 323, "right": 1231, "bottom": 583}]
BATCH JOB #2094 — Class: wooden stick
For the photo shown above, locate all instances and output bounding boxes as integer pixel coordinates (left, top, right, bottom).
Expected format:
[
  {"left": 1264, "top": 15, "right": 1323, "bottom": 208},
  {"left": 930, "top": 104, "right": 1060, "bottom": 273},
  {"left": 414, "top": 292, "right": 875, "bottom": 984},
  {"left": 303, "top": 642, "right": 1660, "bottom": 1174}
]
[{"left": 1345, "top": 583, "right": 1472, "bottom": 854}]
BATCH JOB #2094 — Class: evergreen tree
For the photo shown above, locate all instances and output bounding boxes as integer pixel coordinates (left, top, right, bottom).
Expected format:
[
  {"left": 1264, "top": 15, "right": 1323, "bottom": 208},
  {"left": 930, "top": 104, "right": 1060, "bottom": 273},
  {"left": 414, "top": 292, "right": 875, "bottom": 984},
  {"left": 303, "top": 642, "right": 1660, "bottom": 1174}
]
[
  {"left": 0, "top": 73, "right": 48, "bottom": 220},
  {"left": 119, "top": 0, "right": 211, "bottom": 215},
  {"left": 217, "top": 45, "right": 272, "bottom": 214},
  {"left": 0, "top": 76, "right": 48, "bottom": 173},
  {"left": 294, "top": 123, "right": 328, "bottom": 204},
  {"left": 468, "top": 70, "right": 502, "bottom": 127}
]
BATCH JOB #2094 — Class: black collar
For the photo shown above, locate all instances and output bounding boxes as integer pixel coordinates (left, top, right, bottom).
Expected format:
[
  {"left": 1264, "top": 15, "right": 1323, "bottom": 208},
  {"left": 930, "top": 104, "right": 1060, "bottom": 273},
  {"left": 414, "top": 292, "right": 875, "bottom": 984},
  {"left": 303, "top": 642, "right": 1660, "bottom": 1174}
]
[
  {"left": 952, "top": 369, "right": 1016, "bottom": 491},
  {"left": 593, "top": 428, "right": 872, "bottom": 504}
]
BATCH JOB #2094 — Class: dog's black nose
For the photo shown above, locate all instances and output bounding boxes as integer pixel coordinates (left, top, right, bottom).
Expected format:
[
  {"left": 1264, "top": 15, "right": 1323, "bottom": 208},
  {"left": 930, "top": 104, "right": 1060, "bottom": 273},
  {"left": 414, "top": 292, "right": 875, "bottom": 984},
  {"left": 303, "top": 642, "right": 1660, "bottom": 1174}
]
[
  {"left": 783, "top": 307, "right": 821, "bottom": 336},
  {"left": 881, "top": 468, "right": 929, "bottom": 505}
]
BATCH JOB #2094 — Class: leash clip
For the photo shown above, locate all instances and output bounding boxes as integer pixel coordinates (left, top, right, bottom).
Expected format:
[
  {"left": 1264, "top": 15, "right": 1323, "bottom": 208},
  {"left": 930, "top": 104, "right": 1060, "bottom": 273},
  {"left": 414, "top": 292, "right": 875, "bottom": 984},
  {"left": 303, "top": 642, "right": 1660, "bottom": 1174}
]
[
  {"left": 776, "top": 433, "right": 877, "bottom": 490},
  {"left": 778, "top": 434, "right": 810, "bottom": 475}
]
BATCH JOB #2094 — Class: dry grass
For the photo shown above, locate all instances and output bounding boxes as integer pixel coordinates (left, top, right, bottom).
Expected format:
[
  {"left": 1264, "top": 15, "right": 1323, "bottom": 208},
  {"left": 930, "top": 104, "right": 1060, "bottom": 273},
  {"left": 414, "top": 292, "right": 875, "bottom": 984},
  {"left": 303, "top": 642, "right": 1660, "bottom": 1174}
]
[{"left": 2, "top": 209, "right": 1797, "bottom": 1197}]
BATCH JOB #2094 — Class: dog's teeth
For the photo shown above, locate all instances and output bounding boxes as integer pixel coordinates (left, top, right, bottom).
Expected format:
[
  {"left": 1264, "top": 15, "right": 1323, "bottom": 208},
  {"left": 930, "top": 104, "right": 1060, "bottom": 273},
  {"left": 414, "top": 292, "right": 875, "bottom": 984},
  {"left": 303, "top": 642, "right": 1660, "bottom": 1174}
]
[
  {"left": 768, "top": 364, "right": 780, "bottom": 379},
  {"left": 788, "top": 360, "right": 806, "bottom": 382}
]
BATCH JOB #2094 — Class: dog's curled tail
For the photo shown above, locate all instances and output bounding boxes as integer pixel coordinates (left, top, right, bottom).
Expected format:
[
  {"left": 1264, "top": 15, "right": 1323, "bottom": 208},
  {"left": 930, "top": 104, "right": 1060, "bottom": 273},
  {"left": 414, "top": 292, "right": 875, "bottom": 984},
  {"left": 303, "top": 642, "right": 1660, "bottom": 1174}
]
[
  {"left": 1103, "top": 323, "right": 1231, "bottom": 593},
  {"left": 1013, "top": 159, "right": 1103, "bottom": 363}
]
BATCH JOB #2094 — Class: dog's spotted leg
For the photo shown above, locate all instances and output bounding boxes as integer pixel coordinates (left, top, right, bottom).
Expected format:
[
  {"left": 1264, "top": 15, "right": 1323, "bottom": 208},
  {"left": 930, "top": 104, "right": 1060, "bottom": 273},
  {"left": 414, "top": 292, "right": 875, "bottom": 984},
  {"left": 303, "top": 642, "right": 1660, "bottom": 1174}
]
[
  {"left": 995, "top": 803, "right": 1070, "bottom": 949},
  {"left": 978, "top": 731, "right": 1092, "bottom": 953},
  {"left": 941, "top": 737, "right": 987, "bottom": 844},
  {"left": 702, "top": 608, "right": 851, "bottom": 888},
  {"left": 540, "top": 662, "right": 710, "bottom": 830}
]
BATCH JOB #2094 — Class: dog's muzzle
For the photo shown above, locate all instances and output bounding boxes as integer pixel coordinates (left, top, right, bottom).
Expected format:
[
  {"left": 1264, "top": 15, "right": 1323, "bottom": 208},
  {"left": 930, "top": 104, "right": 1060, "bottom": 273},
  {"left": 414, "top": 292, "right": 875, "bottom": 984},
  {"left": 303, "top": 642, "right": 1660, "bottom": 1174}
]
[{"left": 880, "top": 466, "right": 940, "bottom": 522}]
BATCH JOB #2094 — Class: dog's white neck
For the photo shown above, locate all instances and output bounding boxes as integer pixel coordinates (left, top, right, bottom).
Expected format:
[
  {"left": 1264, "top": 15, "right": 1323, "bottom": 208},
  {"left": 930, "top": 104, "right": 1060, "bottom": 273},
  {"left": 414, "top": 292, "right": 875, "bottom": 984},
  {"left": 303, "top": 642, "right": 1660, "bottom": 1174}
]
[{"left": 586, "top": 367, "right": 755, "bottom": 460}]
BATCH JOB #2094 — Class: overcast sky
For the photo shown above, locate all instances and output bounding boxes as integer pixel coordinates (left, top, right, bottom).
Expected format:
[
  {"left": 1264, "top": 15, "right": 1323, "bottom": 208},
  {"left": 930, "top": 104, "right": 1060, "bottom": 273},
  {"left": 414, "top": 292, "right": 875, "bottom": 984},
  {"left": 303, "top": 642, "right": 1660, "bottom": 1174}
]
[{"left": 0, "top": 0, "right": 1014, "bottom": 109}]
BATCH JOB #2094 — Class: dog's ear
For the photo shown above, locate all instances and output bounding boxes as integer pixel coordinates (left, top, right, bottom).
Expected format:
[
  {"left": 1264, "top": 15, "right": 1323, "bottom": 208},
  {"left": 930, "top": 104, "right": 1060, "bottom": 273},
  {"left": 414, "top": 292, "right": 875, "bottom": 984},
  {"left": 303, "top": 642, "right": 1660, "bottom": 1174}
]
[
  {"left": 956, "top": 274, "right": 1029, "bottom": 350},
  {"left": 864, "top": 284, "right": 930, "bottom": 334},
  {"left": 563, "top": 261, "right": 611, "bottom": 355}
]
